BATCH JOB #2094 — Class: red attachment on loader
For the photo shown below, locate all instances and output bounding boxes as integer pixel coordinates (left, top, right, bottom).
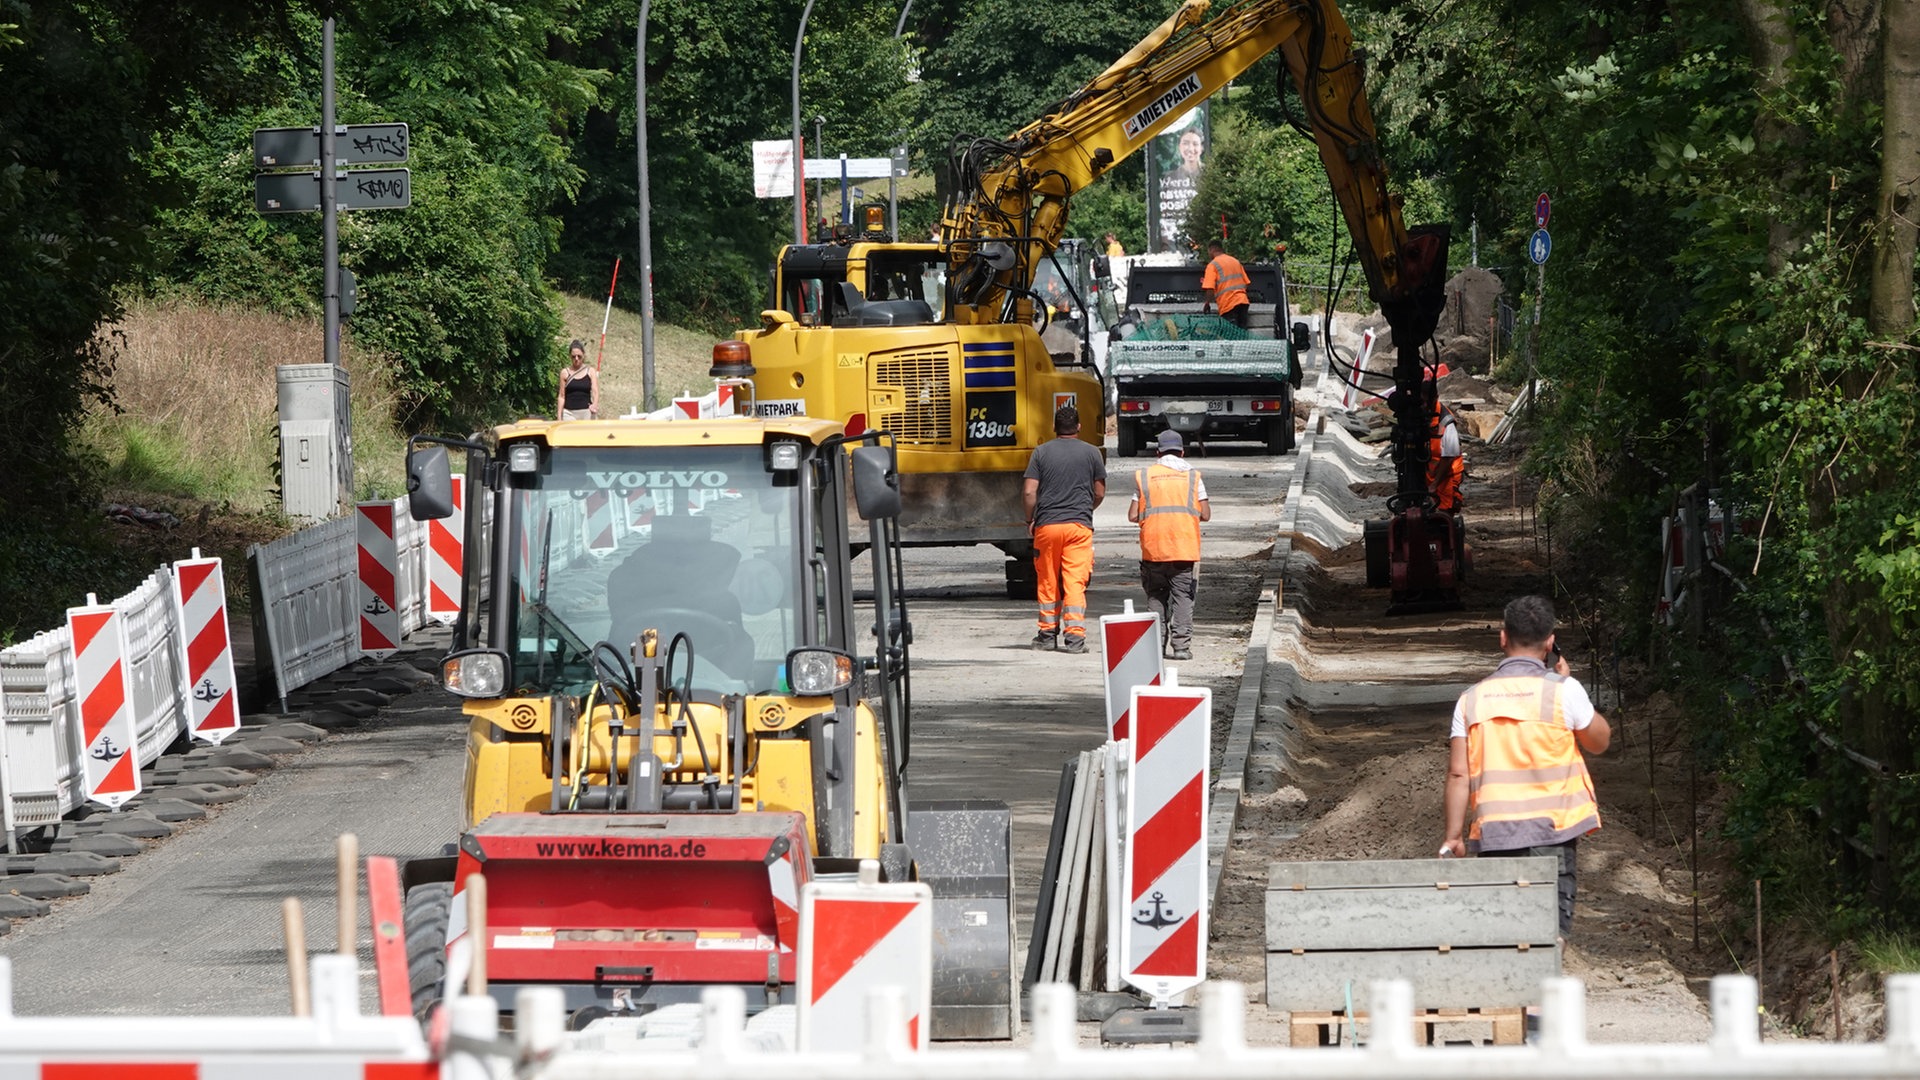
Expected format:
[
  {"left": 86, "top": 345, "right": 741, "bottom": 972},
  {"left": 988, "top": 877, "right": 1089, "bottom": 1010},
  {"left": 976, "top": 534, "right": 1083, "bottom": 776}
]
[{"left": 451, "top": 812, "right": 809, "bottom": 992}]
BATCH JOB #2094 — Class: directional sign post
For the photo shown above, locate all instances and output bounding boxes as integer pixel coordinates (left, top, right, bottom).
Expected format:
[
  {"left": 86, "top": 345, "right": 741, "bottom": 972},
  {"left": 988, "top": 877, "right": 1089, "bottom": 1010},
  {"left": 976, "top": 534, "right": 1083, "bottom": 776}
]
[{"left": 253, "top": 123, "right": 409, "bottom": 168}]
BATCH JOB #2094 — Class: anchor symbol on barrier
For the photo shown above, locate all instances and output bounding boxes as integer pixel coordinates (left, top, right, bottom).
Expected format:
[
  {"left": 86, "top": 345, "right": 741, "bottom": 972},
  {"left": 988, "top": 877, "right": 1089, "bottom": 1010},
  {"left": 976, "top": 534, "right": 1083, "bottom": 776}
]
[
  {"left": 192, "top": 677, "right": 220, "bottom": 702},
  {"left": 364, "top": 596, "right": 392, "bottom": 616},
  {"left": 1133, "top": 890, "right": 1185, "bottom": 931},
  {"left": 90, "top": 737, "right": 126, "bottom": 762}
]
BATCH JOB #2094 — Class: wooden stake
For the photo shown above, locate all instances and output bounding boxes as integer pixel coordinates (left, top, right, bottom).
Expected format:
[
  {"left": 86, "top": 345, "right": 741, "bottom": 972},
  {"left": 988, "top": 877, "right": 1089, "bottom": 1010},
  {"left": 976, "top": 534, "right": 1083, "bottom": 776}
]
[
  {"left": 337, "top": 833, "right": 359, "bottom": 957},
  {"left": 466, "top": 873, "right": 488, "bottom": 996},
  {"left": 1830, "top": 949, "right": 1844, "bottom": 1041},
  {"left": 1754, "top": 879, "right": 1765, "bottom": 1039},
  {"left": 283, "top": 897, "right": 311, "bottom": 1017}
]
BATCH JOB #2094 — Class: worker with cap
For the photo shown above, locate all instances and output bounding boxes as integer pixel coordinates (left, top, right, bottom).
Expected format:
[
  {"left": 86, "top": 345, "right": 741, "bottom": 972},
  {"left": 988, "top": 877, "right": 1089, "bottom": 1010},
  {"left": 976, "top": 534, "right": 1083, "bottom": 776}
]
[
  {"left": 1128, "top": 428, "right": 1210, "bottom": 660},
  {"left": 1023, "top": 404, "right": 1106, "bottom": 653}
]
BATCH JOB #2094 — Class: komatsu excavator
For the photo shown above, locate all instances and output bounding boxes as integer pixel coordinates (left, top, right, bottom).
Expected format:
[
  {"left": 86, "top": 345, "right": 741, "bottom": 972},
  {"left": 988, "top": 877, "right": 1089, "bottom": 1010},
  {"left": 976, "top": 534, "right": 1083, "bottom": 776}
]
[{"left": 731, "top": 0, "right": 1462, "bottom": 610}]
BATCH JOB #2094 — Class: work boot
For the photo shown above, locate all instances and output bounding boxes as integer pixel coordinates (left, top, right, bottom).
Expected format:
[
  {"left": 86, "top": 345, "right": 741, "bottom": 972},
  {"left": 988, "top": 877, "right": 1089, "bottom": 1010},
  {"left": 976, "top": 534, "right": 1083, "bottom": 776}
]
[
  {"left": 1030, "top": 631, "right": 1057, "bottom": 650},
  {"left": 1059, "top": 635, "right": 1088, "bottom": 654},
  {"left": 1167, "top": 646, "right": 1192, "bottom": 661}
]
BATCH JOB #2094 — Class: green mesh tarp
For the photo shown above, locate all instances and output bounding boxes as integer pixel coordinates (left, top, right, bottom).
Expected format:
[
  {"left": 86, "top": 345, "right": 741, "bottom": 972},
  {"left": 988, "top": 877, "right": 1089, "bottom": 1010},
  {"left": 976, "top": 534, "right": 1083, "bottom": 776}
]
[{"left": 1129, "top": 313, "right": 1254, "bottom": 341}]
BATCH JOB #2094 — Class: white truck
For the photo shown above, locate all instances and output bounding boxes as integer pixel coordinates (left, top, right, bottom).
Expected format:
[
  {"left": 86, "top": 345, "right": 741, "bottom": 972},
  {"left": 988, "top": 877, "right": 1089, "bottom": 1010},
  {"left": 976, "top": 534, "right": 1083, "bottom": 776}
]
[{"left": 1106, "top": 257, "right": 1307, "bottom": 457}]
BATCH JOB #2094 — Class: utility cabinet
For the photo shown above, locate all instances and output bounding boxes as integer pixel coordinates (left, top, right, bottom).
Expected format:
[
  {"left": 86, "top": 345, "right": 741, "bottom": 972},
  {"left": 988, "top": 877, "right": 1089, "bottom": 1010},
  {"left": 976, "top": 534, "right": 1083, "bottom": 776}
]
[{"left": 276, "top": 364, "right": 352, "bottom": 523}]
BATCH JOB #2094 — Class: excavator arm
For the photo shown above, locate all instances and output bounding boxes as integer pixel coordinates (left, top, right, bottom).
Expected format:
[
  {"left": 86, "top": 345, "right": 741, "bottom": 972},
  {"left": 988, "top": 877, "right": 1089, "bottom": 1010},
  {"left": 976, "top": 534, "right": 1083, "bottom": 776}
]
[
  {"left": 945, "top": 0, "right": 1462, "bottom": 611},
  {"left": 944, "top": 0, "right": 1447, "bottom": 351}
]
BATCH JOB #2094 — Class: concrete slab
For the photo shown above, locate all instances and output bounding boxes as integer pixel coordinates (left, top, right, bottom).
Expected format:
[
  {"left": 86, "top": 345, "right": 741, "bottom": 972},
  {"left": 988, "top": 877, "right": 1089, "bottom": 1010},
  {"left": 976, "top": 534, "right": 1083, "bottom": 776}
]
[
  {"left": 49, "top": 834, "right": 145, "bottom": 858},
  {"left": 3, "top": 874, "right": 89, "bottom": 899},
  {"left": 179, "top": 746, "right": 276, "bottom": 771},
  {"left": 152, "top": 783, "right": 246, "bottom": 805},
  {"left": 145, "top": 766, "right": 258, "bottom": 787},
  {"left": 0, "top": 893, "right": 52, "bottom": 918},
  {"left": 124, "top": 798, "right": 209, "bottom": 821},
  {"left": 2, "top": 852, "right": 120, "bottom": 877}
]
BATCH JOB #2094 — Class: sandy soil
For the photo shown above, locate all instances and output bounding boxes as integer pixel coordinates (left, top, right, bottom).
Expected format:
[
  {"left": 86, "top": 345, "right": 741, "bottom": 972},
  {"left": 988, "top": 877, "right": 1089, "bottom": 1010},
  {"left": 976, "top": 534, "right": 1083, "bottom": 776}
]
[{"left": 1211, "top": 433, "right": 1724, "bottom": 1044}]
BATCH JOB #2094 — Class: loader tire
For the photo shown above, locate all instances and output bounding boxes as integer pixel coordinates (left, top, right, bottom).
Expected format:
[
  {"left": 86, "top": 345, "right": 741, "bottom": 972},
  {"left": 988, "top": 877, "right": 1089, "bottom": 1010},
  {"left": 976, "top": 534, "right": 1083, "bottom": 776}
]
[{"left": 403, "top": 881, "right": 454, "bottom": 1020}]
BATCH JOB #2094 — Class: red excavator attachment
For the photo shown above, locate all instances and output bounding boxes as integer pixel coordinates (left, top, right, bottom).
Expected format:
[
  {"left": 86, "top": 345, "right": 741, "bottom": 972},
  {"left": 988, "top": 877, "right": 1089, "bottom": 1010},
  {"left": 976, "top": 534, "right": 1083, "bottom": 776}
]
[{"left": 448, "top": 812, "right": 808, "bottom": 1012}]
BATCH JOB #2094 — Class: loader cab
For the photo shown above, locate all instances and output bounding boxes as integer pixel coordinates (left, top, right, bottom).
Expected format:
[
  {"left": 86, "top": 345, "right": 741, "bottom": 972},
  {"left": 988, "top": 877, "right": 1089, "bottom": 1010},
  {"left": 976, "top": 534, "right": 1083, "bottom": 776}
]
[{"left": 775, "top": 242, "right": 945, "bottom": 326}]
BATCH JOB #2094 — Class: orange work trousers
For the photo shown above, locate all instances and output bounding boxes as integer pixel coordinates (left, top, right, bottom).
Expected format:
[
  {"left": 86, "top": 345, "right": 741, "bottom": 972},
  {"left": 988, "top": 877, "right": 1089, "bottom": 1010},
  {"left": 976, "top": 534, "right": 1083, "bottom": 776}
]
[{"left": 1034, "top": 522, "right": 1095, "bottom": 639}]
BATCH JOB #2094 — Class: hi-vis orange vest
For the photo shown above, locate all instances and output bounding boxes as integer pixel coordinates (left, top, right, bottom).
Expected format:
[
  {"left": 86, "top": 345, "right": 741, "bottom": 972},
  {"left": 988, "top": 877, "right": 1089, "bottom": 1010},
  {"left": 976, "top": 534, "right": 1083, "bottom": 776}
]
[
  {"left": 1136, "top": 464, "right": 1202, "bottom": 562},
  {"left": 1461, "top": 657, "right": 1600, "bottom": 852}
]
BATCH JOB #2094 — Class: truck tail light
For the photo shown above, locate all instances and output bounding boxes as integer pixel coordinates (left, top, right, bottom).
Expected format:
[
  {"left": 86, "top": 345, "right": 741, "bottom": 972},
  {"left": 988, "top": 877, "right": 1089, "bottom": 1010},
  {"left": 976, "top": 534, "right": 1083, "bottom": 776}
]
[
  {"left": 1250, "top": 399, "right": 1285, "bottom": 412},
  {"left": 1119, "top": 400, "right": 1151, "bottom": 414}
]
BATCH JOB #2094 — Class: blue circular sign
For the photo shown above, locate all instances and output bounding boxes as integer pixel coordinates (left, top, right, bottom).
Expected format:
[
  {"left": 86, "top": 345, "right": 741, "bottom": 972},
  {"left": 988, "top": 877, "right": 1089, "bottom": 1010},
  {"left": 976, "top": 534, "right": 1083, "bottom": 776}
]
[{"left": 1529, "top": 228, "right": 1552, "bottom": 265}]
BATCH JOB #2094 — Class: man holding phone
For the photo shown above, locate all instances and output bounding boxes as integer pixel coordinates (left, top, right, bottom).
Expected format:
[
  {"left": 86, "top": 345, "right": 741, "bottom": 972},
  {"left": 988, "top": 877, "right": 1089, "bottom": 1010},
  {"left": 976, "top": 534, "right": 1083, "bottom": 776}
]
[{"left": 1439, "top": 595, "right": 1610, "bottom": 936}]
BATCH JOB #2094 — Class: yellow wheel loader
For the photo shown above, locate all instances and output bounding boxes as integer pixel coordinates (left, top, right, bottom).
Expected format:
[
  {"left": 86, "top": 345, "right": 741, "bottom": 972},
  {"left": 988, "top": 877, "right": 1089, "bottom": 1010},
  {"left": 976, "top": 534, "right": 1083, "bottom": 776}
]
[{"left": 397, "top": 353, "right": 1014, "bottom": 1037}]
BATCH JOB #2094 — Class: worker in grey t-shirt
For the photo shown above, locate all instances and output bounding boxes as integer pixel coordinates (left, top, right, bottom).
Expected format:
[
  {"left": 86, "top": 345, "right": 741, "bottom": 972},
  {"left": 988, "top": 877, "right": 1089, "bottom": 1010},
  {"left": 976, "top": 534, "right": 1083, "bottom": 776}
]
[{"left": 1022, "top": 405, "right": 1106, "bottom": 653}]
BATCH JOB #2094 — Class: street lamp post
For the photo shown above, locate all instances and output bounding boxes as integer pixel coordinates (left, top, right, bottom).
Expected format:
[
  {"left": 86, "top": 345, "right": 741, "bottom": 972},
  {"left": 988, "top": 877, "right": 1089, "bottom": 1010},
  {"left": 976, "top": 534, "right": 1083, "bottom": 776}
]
[
  {"left": 636, "top": 0, "right": 657, "bottom": 409},
  {"left": 790, "top": 0, "right": 816, "bottom": 245},
  {"left": 813, "top": 116, "right": 826, "bottom": 235}
]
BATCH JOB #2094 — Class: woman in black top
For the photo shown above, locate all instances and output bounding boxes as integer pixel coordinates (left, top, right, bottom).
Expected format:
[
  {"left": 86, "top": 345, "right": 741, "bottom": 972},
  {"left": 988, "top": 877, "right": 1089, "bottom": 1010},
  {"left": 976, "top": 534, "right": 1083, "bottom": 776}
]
[{"left": 556, "top": 339, "right": 598, "bottom": 420}]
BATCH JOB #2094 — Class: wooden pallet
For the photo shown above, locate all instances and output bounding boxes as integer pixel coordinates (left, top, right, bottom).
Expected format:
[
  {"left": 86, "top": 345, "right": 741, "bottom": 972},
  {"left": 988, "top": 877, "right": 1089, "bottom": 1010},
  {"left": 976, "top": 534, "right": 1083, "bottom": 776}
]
[{"left": 1288, "top": 1006, "right": 1526, "bottom": 1047}]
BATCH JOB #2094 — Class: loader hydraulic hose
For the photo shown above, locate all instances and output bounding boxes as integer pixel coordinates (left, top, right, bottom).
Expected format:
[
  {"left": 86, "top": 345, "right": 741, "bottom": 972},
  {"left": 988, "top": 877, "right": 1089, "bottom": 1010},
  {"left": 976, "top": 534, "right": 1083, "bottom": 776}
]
[{"left": 665, "top": 632, "right": 715, "bottom": 797}]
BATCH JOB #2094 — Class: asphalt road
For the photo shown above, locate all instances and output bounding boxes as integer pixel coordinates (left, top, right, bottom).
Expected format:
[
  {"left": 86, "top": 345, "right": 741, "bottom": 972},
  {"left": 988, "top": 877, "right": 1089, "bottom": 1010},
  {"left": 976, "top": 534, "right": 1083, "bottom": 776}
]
[{"left": 0, "top": 438, "right": 1293, "bottom": 1016}]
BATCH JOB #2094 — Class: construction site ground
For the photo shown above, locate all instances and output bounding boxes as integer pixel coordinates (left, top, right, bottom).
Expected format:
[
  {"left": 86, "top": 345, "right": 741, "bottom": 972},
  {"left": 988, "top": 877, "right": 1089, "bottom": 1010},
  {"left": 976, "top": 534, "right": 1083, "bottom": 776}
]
[{"left": 2, "top": 358, "right": 1807, "bottom": 1047}]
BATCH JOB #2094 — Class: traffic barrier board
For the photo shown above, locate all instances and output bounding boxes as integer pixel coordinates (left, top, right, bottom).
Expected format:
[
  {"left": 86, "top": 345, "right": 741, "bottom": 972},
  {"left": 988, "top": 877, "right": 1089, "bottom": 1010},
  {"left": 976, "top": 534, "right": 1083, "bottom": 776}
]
[
  {"left": 582, "top": 490, "right": 618, "bottom": 557},
  {"left": 797, "top": 864, "right": 932, "bottom": 1052},
  {"left": 425, "top": 474, "right": 464, "bottom": 625},
  {"left": 1122, "top": 680, "right": 1210, "bottom": 1004},
  {"left": 172, "top": 553, "right": 241, "bottom": 745},
  {"left": 357, "top": 502, "right": 401, "bottom": 658},
  {"left": 1100, "top": 606, "right": 1162, "bottom": 741},
  {"left": 67, "top": 599, "right": 141, "bottom": 809}
]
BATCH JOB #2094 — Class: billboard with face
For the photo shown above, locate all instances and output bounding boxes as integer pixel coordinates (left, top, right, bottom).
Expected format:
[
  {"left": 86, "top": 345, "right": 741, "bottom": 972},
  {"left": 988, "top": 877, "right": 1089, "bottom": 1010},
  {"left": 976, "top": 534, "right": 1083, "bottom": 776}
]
[{"left": 1148, "top": 104, "right": 1208, "bottom": 253}]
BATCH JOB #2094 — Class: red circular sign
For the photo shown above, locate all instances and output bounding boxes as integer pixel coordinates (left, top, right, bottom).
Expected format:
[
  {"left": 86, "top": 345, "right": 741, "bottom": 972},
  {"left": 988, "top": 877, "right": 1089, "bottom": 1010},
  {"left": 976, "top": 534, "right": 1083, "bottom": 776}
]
[{"left": 1534, "top": 192, "right": 1551, "bottom": 228}]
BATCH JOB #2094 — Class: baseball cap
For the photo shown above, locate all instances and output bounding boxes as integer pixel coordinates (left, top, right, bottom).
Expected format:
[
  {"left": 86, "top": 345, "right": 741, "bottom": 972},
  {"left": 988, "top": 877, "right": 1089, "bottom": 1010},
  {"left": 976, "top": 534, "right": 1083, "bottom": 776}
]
[{"left": 1156, "top": 429, "right": 1184, "bottom": 453}]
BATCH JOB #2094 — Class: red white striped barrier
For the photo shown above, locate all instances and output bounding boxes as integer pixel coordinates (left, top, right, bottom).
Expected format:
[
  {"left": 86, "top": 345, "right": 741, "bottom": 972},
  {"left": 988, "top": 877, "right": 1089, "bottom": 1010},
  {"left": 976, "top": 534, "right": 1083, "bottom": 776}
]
[
  {"left": 367, "top": 855, "right": 413, "bottom": 1018},
  {"left": 67, "top": 596, "right": 141, "bottom": 809},
  {"left": 623, "top": 487, "right": 655, "bottom": 532},
  {"left": 426, "top": 475, "right": 465, "bottom": 626},
  {"left": 357, "top": 502, "right": 402, "bottom": 659},
  {"left": 172, "top": 550, "right": 241, "bottom": 746},
  {"left": 1122, "top": 674, "right": 1210, "bottom": 1005},
  {"left": 662, "top": 384, "right": 736, "bottom": 421},
  {"left": 582, "top": 490, "right": 618, "bottom": 557},
  {"left": 1342, "top": 327, "right": 1375, "bottom": 408},
  {"left": 796, "top": 861, "right": 932, "bottom": 1052},
  {"left": 1100, "top": 601, "right": 1162, "bottom": 742},
  {"left": 766, "top": 838, "right": 805, "bottom": 957}
]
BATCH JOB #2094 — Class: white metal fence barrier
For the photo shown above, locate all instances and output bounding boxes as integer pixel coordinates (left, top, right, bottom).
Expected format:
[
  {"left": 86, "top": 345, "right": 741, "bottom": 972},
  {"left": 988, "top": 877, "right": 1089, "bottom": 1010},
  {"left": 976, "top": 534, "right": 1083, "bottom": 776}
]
[
  {"left": 0, "top": 564, "right": 196, "bottom": 849},
  {"left": 0, "top": 493, "right": 473, "bottom": 850},
  {"left": 10, "top": 961, "right": 1909, "bottom": 1079}
]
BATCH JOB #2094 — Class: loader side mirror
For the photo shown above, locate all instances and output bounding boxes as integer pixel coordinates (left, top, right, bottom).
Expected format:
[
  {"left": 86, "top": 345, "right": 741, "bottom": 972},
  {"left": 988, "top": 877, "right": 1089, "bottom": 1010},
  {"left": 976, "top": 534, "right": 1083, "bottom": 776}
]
[
  {"left": 850, "top": 444, "right": 901, "bottom": 520},
  {"left": 406, "top": 443, "right": 455, "bottom": 520}
]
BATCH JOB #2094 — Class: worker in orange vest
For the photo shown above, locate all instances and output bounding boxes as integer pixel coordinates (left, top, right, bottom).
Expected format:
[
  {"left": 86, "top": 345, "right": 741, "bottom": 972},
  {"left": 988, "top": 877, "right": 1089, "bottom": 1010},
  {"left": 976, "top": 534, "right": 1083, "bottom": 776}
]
[
  {"left": 1127, "top": 429, "right": 1211, "bottom": 660},
  {"left": 1440, "top": 596, "right": 1611, "bottom": 935},
  {"left": 1201, "top": 240, "right": 1252, "bottom": 330},
  {"left": 1427, "top": 389, "right": 1464, "bottom": 513},
  {"left": 1022, "top": 405, "right": 1106, "bottom": 653}
]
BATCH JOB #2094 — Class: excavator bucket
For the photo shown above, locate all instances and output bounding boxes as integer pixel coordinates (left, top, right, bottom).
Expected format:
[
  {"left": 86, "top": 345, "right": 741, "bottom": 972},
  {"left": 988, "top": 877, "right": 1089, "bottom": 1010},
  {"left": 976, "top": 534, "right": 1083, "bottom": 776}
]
[{"left": 452, "top": 812, "right": 810, "bottom": 1014}]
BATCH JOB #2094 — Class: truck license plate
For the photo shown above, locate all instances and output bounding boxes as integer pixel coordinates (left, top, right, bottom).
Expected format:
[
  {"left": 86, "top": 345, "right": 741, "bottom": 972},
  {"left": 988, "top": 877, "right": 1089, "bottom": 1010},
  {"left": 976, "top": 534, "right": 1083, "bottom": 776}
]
[{"left": 1207, "top": 400, "right": 1227, "bottom": 413}]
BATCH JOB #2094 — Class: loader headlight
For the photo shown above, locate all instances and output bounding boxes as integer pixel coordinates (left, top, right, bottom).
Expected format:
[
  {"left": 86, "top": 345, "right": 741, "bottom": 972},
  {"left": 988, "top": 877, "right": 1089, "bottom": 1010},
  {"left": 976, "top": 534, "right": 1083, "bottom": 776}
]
[
  {"left": 785, "top": 647, "right": 854, "bottom": 696},
  {"left": 507, "top": 443, "right": 541, "bottom": 474},
  {"left": 442, "top": 649, "right": 510, "bottom": 698}
]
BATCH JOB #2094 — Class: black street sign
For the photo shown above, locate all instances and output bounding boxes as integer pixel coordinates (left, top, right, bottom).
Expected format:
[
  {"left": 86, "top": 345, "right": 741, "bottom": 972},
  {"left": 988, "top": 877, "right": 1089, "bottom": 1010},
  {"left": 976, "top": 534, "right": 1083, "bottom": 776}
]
[
  {"left": 254, "top": 168, "right": 412, "bottom": 213},
  {"left": 255, "top": 171, "right": 321, "bottom": 213},
  {"left": 338, "top": 168, "right": 410, "bottom": 210},
  {"left": 252, "top": 123, "right": 410, "bottom": 168}
]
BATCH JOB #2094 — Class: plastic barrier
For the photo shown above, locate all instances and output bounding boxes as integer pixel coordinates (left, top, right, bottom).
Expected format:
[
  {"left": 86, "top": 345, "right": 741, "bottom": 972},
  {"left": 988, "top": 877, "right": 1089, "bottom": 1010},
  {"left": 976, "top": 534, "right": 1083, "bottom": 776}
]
[
  {"left": 508, "top": 975, "right": 1920, "bottom": 1079},
  {"left": 0, "top": 955, "right": 441, "bottom": 1078}
]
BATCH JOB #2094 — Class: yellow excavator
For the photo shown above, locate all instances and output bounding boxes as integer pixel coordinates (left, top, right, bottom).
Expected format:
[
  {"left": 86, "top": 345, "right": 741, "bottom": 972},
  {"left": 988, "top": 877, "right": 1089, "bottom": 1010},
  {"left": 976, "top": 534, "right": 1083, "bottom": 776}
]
[{"left": 729, "top": 0, "right": 1459, "bottom": 608}]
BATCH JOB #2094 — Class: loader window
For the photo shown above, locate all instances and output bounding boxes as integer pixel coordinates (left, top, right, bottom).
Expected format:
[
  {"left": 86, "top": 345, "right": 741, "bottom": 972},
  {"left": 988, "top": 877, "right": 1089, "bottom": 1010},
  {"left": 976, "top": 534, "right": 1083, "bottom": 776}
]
[{"left": 503, "top": 445, "right": 805, "bottom": 697}]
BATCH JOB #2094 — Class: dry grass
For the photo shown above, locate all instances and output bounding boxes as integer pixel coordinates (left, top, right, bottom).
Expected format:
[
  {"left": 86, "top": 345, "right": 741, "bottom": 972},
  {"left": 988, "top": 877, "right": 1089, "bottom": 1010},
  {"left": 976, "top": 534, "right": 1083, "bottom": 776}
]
[
  {"left": 89, "top": 299, "right": 406, "bottom": 510},
  {"left": 555, "top": 294, "right": 729, "bottom": 416}
]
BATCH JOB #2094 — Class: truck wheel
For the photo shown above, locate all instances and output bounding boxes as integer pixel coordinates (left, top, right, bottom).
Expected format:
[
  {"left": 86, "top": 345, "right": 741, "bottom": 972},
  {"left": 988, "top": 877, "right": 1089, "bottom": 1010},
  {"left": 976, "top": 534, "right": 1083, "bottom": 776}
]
[
  {"left": 1264, "top": 416, "right": 1290, "bottom": 455},
  {"left": 1117, "top": 418, "right": 1138, "bottom": 458},
  {"left": 1004, "top": 558, "right": 1037, "bottom": 601},
  {"left": 403, "top": 881, "right": 454, "bottom": 1020}
]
